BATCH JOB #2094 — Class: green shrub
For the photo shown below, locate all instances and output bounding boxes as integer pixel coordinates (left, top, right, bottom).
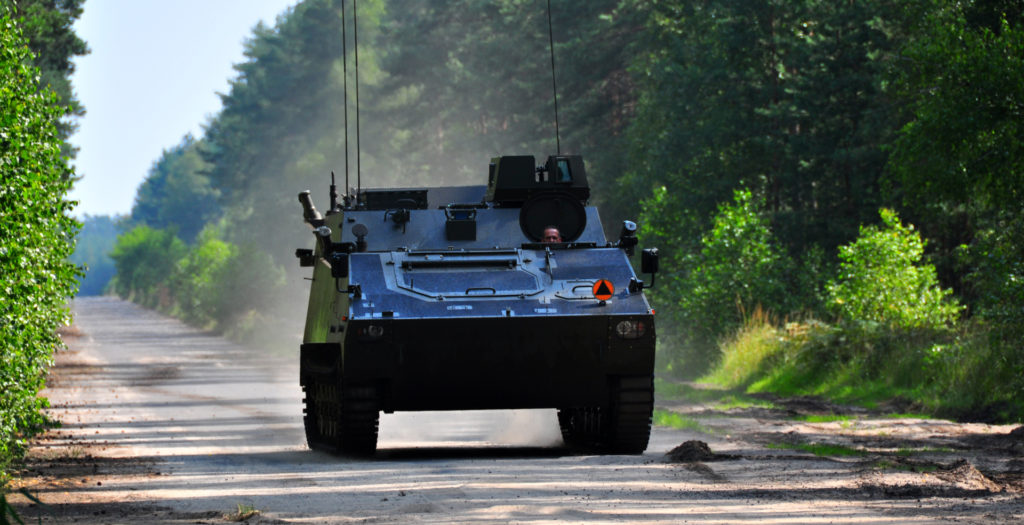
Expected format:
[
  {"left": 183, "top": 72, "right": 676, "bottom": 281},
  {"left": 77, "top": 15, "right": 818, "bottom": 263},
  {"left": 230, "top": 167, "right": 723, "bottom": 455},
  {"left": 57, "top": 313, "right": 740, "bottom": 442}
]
[
  {"left": 109, "top": 225, "right": 187, "bottom": 309},
  {"left": 966, "top": 214, "right": 1024, "bottom": 410},
  {"left": 172, "top": 226, "right": 236, "bottom": 328},
  {"left": 970, "top": 212, "right": 1024, "bottom": 332},
  {"left": 670, "top": 188, "right": 796, "bottom": 375},
  {"left": 0, "top": 13, "right": 80, "bottom": 479},
  {"left": 215, "top": 246, "right": 287, "bottom": 341},
  {"left": 827, "top": 209, "right": 962, "bottom": 330},
  {"left": 107, "top": 219, "right": 290, "bottom": 345}
]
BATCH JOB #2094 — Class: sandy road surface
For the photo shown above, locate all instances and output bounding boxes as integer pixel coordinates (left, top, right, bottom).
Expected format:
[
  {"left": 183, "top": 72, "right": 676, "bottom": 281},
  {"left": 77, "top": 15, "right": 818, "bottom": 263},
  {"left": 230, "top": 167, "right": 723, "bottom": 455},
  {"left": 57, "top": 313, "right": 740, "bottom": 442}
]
[{"left": 10, "top": 297, "right": 1024, "bottom": 523}]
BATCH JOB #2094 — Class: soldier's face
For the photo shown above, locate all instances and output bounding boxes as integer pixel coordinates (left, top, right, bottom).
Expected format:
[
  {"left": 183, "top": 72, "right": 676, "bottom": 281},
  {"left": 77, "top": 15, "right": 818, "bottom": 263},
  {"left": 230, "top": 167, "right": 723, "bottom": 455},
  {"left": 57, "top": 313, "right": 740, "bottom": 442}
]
[{"left": 543, "top": 228, "right": 562, "bottom": 243}]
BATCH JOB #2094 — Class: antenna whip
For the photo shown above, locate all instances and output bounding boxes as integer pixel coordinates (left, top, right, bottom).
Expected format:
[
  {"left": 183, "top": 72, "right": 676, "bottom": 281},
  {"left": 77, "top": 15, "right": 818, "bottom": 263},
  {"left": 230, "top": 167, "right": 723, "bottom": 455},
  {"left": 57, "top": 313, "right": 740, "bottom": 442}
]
[
  {"left": 341, "top": 0, "right": 351, "bottom": 202},
  {"left": 547, "top": 0, "right": 561, "bottom": 155},
  {"left": 354, "top": 0, "right": 362, "bottom": 198}
]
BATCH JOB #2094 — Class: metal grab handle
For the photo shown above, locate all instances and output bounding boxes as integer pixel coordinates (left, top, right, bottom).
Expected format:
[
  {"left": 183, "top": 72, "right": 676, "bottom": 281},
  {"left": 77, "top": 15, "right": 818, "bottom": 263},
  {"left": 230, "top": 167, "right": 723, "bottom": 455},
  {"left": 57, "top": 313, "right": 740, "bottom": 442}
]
[{"left": 401, "top": 258, "right": 517, "bottom": 270}]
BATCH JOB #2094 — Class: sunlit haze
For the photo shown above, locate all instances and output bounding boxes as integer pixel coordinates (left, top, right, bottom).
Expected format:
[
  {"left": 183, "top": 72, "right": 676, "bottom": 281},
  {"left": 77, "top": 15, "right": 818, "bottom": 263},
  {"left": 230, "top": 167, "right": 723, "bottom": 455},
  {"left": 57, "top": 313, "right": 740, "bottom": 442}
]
[{"left": 69, "top": 0, "right": 299, "bottom": 217}]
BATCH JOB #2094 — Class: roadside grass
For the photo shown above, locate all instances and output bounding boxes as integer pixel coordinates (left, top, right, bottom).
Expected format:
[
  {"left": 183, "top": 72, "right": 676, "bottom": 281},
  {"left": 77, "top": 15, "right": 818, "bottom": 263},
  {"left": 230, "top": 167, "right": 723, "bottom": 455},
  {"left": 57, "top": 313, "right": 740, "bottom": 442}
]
[
  {"left": 224, "top": 503, "right": 260, "bottom": 522},
  {"left": 884, "top": 413, "right": 934, "bottom": 420},
  {"left": 700, "top": 308, "right": 782, "bottom": 389},
  {"left": 652, "top": 409, "right": 715, "bottom": 434},
  {"left": 793, "top": 414, "right": 855, "bottom": 423},
  {"left": 654, "top": 378, "right": 777, "bottom": 411},
  {"left": 693, "top": 315, "right": 1024, "bottom": 424},
  {"left": 894, "top": 446, "right": 955, "bottom": 456},
  {"left": 871, "top": 459, "right": 939, "bottom": 473},
  {"left": 766, "top": 442, "right": 867, "bottom": 458},
  {"left": 712, "top": 395, "right": 777, "bottom": 411},
  {"left": 654, "top": 378, "right": 725, "bottom": 403}
]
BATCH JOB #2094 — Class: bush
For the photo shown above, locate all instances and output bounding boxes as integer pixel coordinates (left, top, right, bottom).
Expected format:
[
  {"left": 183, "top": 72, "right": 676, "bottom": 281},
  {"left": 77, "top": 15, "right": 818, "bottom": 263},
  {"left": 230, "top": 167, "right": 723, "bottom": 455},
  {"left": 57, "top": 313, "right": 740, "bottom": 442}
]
[
  {"left": 109, "top": 221, "right": 289, "bottom": 342},
  {"left": 109, "top": 225, "right": 187, "bottom": 309},
  {"left": 0, "top": 13, "right": 79, "bottom": 479},
  {"left": 214, "top": 245, "right": 286, "bottom": 337},
  {"left": 171, "top": 226, "right": 236, "bottom": 327},
  {"left": 827, "top": 209, "right": 962, "bottom": 330},
  {"left": 964, "top": 212, "right": 1024, "bottom": 409},
  {"left": 668, "top": 188, "right": 796, "bottom": 375}
]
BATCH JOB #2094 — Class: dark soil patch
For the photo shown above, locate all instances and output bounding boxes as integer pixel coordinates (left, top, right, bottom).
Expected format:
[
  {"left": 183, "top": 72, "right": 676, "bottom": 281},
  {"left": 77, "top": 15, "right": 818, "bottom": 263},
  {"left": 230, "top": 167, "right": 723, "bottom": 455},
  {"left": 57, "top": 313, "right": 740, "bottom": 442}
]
[{"left": 665, "top": 440, "right": 739, "bottom": 462}]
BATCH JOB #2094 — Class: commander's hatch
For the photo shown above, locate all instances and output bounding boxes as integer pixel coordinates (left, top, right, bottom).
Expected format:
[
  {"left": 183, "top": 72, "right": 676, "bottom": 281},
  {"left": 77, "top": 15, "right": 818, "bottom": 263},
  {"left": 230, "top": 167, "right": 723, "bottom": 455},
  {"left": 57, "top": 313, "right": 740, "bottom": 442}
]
[{"left": 392, "top": 249, "right": 543, "bottom": 299}]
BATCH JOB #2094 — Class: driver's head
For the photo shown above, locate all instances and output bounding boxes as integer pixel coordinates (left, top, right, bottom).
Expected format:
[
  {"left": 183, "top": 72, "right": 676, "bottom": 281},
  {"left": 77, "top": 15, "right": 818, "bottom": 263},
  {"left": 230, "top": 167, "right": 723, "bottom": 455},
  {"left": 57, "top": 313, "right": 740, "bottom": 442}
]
[{"left": 542, "top": 226, "right": 562, "bottom": 243}]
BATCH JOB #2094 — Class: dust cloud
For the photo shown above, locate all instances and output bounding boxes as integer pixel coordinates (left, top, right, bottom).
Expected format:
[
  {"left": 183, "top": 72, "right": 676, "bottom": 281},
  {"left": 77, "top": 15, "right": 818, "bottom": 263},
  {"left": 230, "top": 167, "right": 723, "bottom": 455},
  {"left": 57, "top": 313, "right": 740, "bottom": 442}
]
[{"left": 379, "top": 409, "right": 563, "bottom": 448}]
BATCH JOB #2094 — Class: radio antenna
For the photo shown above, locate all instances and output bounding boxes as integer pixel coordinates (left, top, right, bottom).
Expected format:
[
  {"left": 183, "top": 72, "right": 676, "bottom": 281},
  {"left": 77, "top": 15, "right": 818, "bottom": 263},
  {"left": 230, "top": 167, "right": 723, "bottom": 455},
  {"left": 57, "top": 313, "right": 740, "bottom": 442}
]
[
  {"left": 341, "top": 0, "right": 351, "bottom": 204},
  {"left": 546, "top": 0, "right": 561, "bottom": 155},
  {"left": 354, "top": 0, "right": 362, "bottom": 199}
]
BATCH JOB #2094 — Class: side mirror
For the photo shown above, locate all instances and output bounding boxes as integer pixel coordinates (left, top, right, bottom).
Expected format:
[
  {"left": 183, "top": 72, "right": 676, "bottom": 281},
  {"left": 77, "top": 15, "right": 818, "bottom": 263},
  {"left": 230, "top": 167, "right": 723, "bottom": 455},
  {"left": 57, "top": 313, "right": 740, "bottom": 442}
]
[
  {"left": 641, "top": 248, "right": 659, "bottom": 274},
  {"left": 329, "top": 252, "right": 349, "bottom": 279},
  {"left": 618, "top": 220, "right": 639, "bottom": 256}
]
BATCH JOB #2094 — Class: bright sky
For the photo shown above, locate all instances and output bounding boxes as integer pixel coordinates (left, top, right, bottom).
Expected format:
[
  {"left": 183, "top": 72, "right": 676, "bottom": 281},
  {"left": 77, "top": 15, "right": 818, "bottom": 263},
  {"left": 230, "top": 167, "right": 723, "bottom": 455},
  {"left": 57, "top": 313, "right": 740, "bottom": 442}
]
[{"left": 69, "top": 0, "right": 299, "bottom": 218}]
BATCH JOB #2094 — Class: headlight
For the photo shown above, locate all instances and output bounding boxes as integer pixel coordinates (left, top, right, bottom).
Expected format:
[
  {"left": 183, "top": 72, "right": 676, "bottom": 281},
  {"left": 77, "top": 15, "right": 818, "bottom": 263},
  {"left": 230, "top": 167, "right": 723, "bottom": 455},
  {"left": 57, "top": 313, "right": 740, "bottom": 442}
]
[
  {"left": 615, "top": 319, "right": 646, "bottom": 339},
  {"left": 356, "top": 324, "right": 385, "bottom": 341}
]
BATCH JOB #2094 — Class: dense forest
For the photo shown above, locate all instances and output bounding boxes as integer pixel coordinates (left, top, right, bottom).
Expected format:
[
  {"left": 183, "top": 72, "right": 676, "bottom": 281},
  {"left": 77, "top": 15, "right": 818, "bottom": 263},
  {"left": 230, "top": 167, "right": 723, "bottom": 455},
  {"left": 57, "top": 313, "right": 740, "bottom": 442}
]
[
  {"left": 0, "top": 0, "right": 84, "bottom": 480},
  {"left": 93, "top": 0, "right": 1024, "bottom": 422}
]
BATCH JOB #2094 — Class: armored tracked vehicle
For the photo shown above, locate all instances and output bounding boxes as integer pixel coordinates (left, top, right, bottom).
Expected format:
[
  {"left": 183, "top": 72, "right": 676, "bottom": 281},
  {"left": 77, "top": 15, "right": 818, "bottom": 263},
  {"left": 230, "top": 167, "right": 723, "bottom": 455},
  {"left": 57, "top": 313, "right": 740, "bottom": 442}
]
[{"left": 295, "top": 155, "right": 659, "bottom": 455}]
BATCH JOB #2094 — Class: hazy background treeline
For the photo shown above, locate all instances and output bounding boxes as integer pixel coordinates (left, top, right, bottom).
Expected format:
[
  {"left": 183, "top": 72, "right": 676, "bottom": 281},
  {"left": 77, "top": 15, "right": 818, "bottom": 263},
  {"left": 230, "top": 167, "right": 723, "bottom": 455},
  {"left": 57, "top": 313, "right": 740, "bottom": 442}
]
[{"left": 79, "top": 0, "right": 1023, "bottom": 420}]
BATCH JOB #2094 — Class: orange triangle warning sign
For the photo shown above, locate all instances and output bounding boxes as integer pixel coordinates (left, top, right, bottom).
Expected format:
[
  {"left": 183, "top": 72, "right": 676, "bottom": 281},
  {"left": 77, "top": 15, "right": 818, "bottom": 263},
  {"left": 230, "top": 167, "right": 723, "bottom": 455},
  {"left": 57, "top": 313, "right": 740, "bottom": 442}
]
[{"left": 592, "top": 279, "right": 614, "bottom": 301}]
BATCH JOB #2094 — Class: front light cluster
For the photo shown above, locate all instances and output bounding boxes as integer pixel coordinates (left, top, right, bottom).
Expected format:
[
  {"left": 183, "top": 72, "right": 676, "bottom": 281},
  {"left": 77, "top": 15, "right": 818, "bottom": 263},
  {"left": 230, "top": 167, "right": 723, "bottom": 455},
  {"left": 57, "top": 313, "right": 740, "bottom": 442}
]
[
  {"left": 356, "top": 324, "right": 385, "bottom": 341},
  {"left": 614, "top": 319, "right": 647, "bottom": 339}
]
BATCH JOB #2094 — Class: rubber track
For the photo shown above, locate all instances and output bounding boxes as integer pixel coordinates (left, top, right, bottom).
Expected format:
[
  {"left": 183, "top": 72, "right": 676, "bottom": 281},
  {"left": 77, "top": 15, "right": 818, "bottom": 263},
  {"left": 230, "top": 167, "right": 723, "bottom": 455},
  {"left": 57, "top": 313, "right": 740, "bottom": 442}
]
[
  {"left": 607, "top": 376, "right": 653, "bottom": 454},
  {"left": 302, "top": 372, "right": 379, "bottom": 456},
  {"left": 557, "top": 375, "right": 652, "bottom": 454}
]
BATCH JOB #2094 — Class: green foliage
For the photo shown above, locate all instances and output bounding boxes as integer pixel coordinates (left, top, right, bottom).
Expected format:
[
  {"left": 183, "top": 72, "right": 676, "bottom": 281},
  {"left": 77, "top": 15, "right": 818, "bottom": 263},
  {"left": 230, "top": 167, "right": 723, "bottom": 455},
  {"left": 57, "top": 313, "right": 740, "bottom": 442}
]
[
  {"left": 171, "top": 227, "right": 236, "bottom": 327},
  {"left": 68, "top": 214, "right": 120, "bottom": 295},
  {"left": 172, "top": 224, "right": 287, "bottom": 335},
  {"left": 130, "top": 135, "right": 219, "bottom": 243},
  {"left": 702, "top": 308, "right": 785, "bottom": 389},
  {"left": 827, "top": 209, "right": 961, "bottom": 330},
  {"left": 5, "top": 0, "right": 88, "bottom": 152},
  {"left": 652, "top": 410, "right": 714, "bottom": 434},
  {"left": 889, "top": 3, "right": 1024, "bottom": 211},
  {"left": 0, "top": 11, "right": 79, "bottom": 478},
  {"left": 880, "top": 1, "right": 1024, "bottom": 416},
  {"left": 626, "top": 0, "right": 901, "bottom": 257},
  {"left": 965, "top": 213, "right": 1024, "bottom": 404},
  {"left": 652, "top": 188, "right": 799, "bottom": 376},
  {"left": 111, "top": 0, "right": 640, "bottom": 343},
  {"left": 627, "top": 0, "right": 909, "bottom": 377},
  {"left": 108, "top": 226, "right": 187, "bottom": 309},
  {"left": 766, "top": 442, "right": 866, "bottom": 458},
  {"left": 211, "top": 246, "right": 286, "bottom": 340},
  {"left": 108, "top": 222, "right": 287, "bottom": 338},
  {"left": 705, "top": 313, "right": 1024, "bottom": 421},
  {"left": 93, "top": 0, "right": 1024, "bottom": 422},
  {"left": 794, "top": 414, "right": 854, "bottom": 423},
  {"left": 224, "top": 503, "right": 260, "bottom": 522}
]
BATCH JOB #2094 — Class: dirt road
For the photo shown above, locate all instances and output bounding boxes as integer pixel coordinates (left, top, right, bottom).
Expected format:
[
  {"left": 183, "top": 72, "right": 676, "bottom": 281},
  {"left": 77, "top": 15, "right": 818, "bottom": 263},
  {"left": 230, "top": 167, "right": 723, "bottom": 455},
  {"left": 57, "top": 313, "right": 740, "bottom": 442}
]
[{"left": 10, "top": 297, "right": 1024, "bottom": 523}]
